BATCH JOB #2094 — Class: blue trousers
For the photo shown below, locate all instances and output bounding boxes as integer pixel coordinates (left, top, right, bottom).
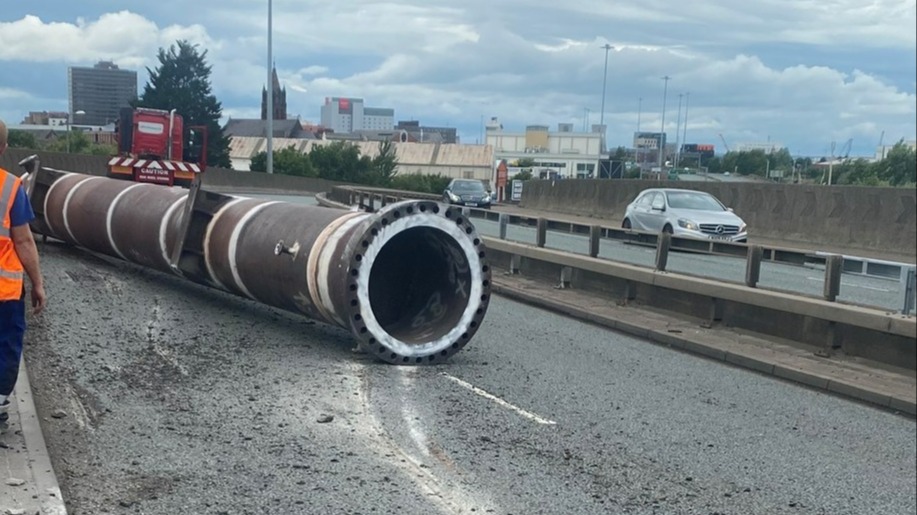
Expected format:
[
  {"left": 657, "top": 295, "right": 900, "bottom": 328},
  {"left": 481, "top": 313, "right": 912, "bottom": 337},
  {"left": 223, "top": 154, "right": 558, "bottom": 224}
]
[{"left": 0, "top": 298, "right": 26, "bottom": 397}]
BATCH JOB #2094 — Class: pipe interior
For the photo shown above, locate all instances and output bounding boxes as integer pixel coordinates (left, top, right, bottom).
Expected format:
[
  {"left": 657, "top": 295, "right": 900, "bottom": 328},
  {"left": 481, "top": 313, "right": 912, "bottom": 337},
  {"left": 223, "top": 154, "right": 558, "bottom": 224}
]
[{"left": 368, "top": 227, "right": 472, "bottom": 344}]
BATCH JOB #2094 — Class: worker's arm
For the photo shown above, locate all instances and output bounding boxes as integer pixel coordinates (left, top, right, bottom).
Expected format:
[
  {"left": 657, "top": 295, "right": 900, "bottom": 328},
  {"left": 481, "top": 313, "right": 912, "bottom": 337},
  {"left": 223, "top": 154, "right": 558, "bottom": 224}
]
[{"left": 10, "top": 224, "right": 46, "bottom": 314}]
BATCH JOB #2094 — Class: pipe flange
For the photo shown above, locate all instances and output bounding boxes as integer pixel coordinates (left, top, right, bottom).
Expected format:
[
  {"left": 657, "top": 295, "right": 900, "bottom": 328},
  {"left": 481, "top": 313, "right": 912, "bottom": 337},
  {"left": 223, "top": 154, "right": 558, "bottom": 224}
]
[{"left": 346, "top": 200, "right": 491, "bottom": 364}]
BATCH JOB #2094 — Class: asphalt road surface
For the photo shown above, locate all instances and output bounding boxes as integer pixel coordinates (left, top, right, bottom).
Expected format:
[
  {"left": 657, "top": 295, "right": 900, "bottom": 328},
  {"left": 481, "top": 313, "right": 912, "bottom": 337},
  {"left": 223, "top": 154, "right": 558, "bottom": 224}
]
[{"left": 24, "top": 234, "right": 916, "bottom": 515}]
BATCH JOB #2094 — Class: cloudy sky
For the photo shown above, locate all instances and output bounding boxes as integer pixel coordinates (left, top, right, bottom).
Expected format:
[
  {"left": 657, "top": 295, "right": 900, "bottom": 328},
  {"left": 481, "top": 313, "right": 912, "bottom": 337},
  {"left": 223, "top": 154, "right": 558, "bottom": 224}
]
[{"left": 1, "top": 1, "right": 915, "bottom": 157}]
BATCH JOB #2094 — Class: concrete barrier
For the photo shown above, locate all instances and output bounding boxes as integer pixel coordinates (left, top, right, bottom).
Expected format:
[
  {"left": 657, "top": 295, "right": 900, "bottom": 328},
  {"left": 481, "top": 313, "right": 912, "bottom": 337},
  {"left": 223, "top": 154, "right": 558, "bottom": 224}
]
[{"left": 519, "top": 179, "right": 917, "bottom": 259}]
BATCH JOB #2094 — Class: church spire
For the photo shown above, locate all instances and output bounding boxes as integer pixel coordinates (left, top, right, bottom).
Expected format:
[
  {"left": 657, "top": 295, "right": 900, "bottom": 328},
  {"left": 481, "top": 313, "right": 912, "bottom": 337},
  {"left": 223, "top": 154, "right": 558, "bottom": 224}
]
[
  {"left": 261, "top": 64, "right": 287, "bottom": 121},
  {"left": 271, "top": 65, "right": 281, "bottom": 92}
]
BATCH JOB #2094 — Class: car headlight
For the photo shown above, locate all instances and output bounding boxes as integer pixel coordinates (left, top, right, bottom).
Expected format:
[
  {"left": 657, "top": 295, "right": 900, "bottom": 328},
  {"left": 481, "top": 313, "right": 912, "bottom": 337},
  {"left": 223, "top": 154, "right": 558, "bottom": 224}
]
[
  {"left": 677, "top": 219, "right": 698, "bottom": 231},
  {"left": 483, "top": 193, "right": 492, "bottom": 202},
  {"left": 739, "top": 223, "right": 747, "bottom": 233},
  {"left": 448, "top": 192, "right": 460, "bottom": 201}
]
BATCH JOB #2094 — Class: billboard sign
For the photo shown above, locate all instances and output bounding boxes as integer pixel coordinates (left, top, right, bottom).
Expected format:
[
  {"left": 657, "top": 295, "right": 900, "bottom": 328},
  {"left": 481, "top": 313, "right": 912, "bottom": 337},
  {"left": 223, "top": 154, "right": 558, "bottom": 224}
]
[{"left": 511, "top": 180, "right": 523, "bottom": 202}]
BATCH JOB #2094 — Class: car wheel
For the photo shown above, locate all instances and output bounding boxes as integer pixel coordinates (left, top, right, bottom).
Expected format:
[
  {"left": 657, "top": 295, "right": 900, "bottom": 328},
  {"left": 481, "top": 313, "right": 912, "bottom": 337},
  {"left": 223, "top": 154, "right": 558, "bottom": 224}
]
[{"left": 622, "top": 218, "right": 632, "bottom": 229}]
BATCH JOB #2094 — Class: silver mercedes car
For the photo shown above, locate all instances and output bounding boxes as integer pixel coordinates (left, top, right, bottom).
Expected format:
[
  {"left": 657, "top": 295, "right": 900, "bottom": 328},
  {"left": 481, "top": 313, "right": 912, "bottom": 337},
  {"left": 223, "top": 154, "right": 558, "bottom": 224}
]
[{"left": 622, "top": 188, "right": 748, "bottom": 242}]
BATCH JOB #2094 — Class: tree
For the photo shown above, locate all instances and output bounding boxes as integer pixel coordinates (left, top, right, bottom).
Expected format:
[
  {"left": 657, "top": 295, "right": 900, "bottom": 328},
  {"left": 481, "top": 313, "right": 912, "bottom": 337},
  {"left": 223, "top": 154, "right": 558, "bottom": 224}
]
[
  {"left": 770, "top": 148, "right": 794, "bottom": 171},
  {"left": 390, "top": 173, "right": 451, "bottom": 194},
  {"left": 135, "top": 40, "right": 231, "bottom": 168},
  {"left": 309, "top": 142, "right": 372, "bottom": 183},
  {"left": 875, "top": 140, "right": 917, "bottom": 186},
  {"left": 44, "top": 130, "right": 91, "bottom": 154},
  {"left": 512, "top": 169, "right": 534, "bottom": 181},
  {"left": 721, "top": 150, "right": 768, "bottom": 176},
  {"left": 367, "top": 140, "right": 399, "bottom": 185},
  {"left": 7, "top": 130, "right": 38, "bottom": 149},
  {"left": 43, "top": 131, "right": 115, "bottom": 155},
  {"left": 250, "top": 147, "right": 315, "bottom": 176},
  {"left": 838, "top": 159, "right": 883, "bottom": 186}
]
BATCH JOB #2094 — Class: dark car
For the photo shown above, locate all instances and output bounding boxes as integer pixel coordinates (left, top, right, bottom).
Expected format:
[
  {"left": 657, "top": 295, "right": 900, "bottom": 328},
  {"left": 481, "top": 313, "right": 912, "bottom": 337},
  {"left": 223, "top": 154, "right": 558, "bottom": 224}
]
[{"left": 443, "top": 179, "right": 493, "bottom": 208}]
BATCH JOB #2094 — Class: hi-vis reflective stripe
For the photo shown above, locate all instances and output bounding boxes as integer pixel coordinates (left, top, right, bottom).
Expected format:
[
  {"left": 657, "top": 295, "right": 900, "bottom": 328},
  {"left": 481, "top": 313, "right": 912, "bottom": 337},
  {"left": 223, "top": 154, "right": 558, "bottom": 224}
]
[
  {"left": 107, "top": 157, "right": 202, "bottom": 173},
  {"left": 0, "top": 174, "right": 17, "bottom": 238},
  {"left": 0, "top": 269, "right": 23, "bottom": 280}
]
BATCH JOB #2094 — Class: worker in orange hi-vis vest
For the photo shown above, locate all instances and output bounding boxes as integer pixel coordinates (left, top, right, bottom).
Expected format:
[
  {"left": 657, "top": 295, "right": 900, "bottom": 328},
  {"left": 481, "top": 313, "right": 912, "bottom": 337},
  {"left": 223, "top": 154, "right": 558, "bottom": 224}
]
[{"left": 0, "top": 118, "right": 46, "bottom": 429}]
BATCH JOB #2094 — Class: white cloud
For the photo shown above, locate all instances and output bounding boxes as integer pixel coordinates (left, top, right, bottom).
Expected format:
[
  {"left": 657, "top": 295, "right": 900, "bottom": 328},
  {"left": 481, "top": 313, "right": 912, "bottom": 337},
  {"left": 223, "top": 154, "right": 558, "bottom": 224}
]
[
  {"left": 0, "top": 87, "right": 33, "bottom": 101},
  {"left": 0, "top": 2, "right": 914, "bottom": 155},
  {"left": 0, "top": 12, "right": 216, "bottom": 68}
]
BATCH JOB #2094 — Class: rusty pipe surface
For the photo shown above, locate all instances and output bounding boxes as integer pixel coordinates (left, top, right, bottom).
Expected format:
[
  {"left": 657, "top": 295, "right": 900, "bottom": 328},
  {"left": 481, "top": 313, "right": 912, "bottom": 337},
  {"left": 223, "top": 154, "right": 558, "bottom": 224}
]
[{"left": 25, "top": 167, "right": 492, "bottom": 364}]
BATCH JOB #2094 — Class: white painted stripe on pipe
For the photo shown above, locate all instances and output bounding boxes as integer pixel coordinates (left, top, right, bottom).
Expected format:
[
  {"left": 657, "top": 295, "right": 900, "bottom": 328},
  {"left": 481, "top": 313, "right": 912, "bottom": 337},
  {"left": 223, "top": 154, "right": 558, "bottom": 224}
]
[
  {"left": 160, "top": 197, "right": 187, "bottom": 268},
  {"left": 314, "top": 214, "right": 368, "bottom": 326},
  {"left": 227, "top": 201, "right": 280, "bottom": 300},
  {"left": 306, "top": 212, "right": 367, "bottom": 322},
  {"left": 43, "top": 172, "right": 74, "bottom": 240},
  {"left": 202, "top": 197, "right": 247, "bottom": 292},
  {"left": 61, "top": 177, "right": 102, "bottom": 246},
  {"left": 106, "top": 183, "right": 144, "bottom": 260},
  {"left": 443, "top": 373, "right": 557, "bottom": 425}
]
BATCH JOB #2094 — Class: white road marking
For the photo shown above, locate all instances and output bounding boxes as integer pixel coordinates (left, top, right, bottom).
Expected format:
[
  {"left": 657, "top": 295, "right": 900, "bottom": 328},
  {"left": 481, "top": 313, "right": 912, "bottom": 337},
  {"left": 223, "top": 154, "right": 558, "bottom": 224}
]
[
  {"left": 350, "top": 364, "right": 500, "bottom": 514},
  {"left": 443, "top": 373, "right": 557, "bottom": 425},
  {"left": 399, "top": 369, "right": 431, "bottom": 459},
  {"left": 806, "top": 277, "right": 892, "bottom": 292}
]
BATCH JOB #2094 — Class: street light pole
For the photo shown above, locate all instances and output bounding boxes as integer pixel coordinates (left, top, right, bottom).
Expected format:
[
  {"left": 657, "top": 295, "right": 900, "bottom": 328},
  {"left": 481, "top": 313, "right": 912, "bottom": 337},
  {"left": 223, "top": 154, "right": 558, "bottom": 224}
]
[
  {"left": 266, "top": 0, "right": 274, "bottom": 174},
  {"left": 599, "top": 43, "right": 613, "bottom": 151},
  {"left": 658, "top": 75, "right": 670, "bottom": 177},
  {"left": 681, "top": 92, "right": 690, "bottom": 166},
  {"left": 636, "top": 97, "right": 642, "bottom": 177},
  {"left": 674, "top": 93, "right": 683, "bottom": 169}
]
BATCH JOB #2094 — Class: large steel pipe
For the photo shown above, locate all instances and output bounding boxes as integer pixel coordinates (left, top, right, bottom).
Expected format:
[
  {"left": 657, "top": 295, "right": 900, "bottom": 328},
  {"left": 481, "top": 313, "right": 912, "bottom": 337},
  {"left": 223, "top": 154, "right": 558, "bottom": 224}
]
[{"left": 25, "top": 168, "right": 492, "bottom": 364}]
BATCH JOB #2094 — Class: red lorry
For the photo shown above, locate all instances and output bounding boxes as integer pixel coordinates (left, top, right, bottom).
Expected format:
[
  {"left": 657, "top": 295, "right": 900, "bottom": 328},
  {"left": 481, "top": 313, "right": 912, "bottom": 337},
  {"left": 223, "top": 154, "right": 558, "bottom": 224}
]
[{"left": 107, "top": 107, "right": 207, "bottom": 187}]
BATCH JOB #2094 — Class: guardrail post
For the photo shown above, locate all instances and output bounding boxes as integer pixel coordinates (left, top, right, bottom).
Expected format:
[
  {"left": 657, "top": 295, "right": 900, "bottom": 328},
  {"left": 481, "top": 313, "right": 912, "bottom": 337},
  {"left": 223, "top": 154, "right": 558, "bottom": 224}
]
[
  {"left": 589, "top": 225, "right": 601, "bottom": 258},
  {"left": 823, "top": 254, "right": 843, "bottom": 302},
  {"left": 536, "top": 217, "right": 547, "bottom": 248},
  {"left": 655, "top": 232, "right": 671, "bottom": 271},
  {"left": 498, "top": 213, "right": 509, "bottom": 240},
  {"left": 623, "top": 280, "right": 637, "bottom": 305},
  {"left": 745, "top": 245, "right": 763, "bottom": 288},
  {"left": 558, "top": 266, "right": 572, "bottom": 289},
  {"left": 900, "top": 266, "right": 916, "bottom": 315},
  {"left": 509, "top": 254, "right": 521, "bottom": 275},
  {"left": 701, "top": 298, "right": 724, "bottom": 328},
  {"left": 816, "top": 322, "right": 842, "bottom": 357}
]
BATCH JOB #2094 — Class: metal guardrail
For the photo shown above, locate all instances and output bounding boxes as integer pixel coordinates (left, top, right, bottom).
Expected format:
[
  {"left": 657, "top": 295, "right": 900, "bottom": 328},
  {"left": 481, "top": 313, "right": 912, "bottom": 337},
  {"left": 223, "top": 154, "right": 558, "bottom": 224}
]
[{"left": 337, "top": 188, "right": 917, "bottom": 315}]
